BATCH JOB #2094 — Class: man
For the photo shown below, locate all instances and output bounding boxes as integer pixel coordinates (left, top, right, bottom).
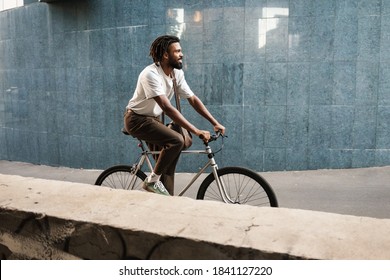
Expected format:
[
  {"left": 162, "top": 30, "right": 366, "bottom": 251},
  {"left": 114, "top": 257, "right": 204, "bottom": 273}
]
[{"left": 124, "top": 35, "right": 225, "bottom": 196}]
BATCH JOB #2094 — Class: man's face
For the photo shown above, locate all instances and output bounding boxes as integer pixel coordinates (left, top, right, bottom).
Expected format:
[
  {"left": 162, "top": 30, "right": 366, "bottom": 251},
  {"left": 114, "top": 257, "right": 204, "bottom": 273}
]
[{"left": 167, "top": 42, "right": 183, "bottom": 70}]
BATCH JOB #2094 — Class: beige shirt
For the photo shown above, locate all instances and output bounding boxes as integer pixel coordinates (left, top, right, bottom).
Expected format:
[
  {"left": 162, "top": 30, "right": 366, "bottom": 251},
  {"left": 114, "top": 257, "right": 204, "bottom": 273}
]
[{"left": 126, "top": 64, "right": 194, "bottom": 117}]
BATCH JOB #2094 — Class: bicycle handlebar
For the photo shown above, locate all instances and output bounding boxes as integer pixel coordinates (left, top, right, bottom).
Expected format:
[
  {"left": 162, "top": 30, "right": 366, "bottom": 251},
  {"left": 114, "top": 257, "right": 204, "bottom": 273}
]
[{"left": 199, "top": 130, "right": 225, "bottom": 144}]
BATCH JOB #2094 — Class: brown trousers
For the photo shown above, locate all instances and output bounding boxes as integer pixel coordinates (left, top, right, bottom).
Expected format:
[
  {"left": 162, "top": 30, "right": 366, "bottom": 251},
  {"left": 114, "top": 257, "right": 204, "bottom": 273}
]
[{"left": 124, "top": 110, "right": 184, "bottom": 195}]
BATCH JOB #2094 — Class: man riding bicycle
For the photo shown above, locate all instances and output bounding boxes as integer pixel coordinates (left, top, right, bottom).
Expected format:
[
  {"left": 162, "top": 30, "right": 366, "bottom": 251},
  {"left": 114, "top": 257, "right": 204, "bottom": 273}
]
[{"left": 124, "top": 35, "right": 225, "bottom": 196}]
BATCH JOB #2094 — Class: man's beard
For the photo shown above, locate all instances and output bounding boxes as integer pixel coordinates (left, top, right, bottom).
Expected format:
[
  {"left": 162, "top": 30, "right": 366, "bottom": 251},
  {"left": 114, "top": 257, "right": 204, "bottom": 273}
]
[{"left": 169, "top": 56, "right": 183, "bottom": 70}]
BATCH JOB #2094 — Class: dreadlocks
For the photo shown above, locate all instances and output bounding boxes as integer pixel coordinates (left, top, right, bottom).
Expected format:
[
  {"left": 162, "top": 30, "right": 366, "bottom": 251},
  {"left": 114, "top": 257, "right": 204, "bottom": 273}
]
[{"left": 149, "top": 35, "right": 180, "bottom": 65}]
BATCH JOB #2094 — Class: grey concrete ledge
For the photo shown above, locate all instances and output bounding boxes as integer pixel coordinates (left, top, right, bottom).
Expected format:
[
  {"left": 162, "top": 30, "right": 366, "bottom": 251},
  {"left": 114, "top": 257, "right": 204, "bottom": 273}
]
[{"left": 0, "top": 174, "right": 389, "bottom": 260}]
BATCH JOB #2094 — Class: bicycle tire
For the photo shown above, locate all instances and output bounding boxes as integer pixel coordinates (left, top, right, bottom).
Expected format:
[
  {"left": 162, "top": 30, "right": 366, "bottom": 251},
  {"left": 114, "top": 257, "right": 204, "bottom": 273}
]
[
  {"left": 196, "top": 167, "right": 278, "bottom": 207},
  {"left": 94, "top": 165, "right": 147, "bottom": 191}
]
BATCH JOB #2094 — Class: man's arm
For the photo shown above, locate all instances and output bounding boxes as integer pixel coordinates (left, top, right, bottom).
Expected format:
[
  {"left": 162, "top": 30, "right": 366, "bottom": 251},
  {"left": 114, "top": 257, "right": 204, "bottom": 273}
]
[
  {"left": 153, "top": 95, "right": 210, "bottom": 139},
  {"left": 187, "top": 95, "right": 225, "bottom": 134}
]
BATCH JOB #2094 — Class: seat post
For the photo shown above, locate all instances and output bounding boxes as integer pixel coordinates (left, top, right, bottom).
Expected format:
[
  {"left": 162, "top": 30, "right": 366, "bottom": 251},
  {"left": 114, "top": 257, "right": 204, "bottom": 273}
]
[{"left": 122, "top": 128, "right": 147, "bottom": 152}]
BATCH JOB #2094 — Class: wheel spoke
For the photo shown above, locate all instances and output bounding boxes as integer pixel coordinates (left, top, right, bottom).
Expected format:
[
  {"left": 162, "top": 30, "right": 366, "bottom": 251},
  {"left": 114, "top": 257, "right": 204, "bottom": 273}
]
[{"left": 95, "top": 166, "right": 146, "bottom": 191}]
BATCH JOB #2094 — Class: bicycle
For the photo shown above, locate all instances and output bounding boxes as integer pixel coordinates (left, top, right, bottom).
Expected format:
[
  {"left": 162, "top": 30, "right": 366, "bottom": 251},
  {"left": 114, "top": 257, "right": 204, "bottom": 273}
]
[{"left": 95, "top": 130, "right": 278, "bottom": 207}]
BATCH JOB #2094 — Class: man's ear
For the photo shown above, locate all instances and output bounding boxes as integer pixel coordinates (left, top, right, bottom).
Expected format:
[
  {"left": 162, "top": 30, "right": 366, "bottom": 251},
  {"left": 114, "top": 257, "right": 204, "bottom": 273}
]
[{"left": 162, "top": 51, "right": 169, "bottom": 60}]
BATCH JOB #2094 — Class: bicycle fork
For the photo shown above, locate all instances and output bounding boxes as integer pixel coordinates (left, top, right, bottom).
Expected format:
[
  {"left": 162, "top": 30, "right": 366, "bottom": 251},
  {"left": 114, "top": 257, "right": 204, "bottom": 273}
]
[{"left": 206, "top": 145, "right": 236, "bottom": 204}]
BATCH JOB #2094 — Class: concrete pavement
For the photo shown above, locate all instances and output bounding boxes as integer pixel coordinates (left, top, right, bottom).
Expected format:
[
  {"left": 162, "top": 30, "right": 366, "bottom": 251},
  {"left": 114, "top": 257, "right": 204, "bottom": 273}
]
[
  {"left": 2, "top": 174, "right": 390, "bottom": 260},
  {"left": 1, "top": 160, "right": 389, "bottom": 219}
]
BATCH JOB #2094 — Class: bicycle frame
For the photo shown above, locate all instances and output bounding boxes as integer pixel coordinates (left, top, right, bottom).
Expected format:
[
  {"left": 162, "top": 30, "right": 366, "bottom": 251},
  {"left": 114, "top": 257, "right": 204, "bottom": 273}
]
[{"left": 132, "top": 139, "right": 236, "bottom": 203}]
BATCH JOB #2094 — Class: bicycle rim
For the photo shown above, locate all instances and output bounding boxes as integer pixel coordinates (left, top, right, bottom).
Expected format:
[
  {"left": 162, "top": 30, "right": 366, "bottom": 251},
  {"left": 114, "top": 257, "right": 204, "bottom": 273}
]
[
  {"left": 197, "top": 167, "right": 278, "bottom": 207},
  {"left": 95, "top": 165, "right": 146, "bottom": 191}
]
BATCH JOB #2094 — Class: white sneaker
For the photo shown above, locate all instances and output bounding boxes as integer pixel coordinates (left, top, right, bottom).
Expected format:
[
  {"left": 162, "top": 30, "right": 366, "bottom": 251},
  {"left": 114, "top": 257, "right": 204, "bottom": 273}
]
[{"left": 143, "top": 180, "right": 170, "bottom": 196}]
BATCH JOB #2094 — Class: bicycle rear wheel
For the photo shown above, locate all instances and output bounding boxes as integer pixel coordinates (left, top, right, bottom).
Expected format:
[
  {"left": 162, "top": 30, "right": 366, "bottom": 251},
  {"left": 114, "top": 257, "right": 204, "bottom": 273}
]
[
  {"left": 196, "top": 167, "right": 278, "bottom": 207},
  {"left": 94, "top": 165, "right": 147, "bottom": 191}
]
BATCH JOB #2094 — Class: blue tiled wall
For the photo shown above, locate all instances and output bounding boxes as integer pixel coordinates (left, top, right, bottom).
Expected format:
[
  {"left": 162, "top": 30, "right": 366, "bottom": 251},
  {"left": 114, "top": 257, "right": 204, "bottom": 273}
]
[{"left": 1, "top": 0, "right": 390, "bottom": 171}]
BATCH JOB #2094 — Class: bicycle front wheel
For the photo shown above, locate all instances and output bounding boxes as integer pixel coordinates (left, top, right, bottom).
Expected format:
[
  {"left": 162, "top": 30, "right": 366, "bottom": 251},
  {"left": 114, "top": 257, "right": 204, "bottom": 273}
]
[
  {"left": 94, "top": 165, "right": 147, "bottom": 191},
  {"left": 196, "top": 167, "right": 278, "bottom": 207}
]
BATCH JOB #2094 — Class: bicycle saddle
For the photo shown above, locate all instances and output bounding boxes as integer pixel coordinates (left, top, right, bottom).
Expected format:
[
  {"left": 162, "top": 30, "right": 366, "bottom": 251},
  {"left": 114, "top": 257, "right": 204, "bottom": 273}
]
[{"left": 121, "top": 128, "right": 130, "bottom": 135}]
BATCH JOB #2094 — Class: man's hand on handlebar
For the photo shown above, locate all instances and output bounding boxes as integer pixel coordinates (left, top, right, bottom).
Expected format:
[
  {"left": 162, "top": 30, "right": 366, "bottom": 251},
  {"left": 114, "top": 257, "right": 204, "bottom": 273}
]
[
  {"left": 196, "top": 123, "right": 225, "bottom": 143},
  {"left": 213, "top": 123, "right": 226, "bottom": 136},
  {"left": 197, "top": 130, "right": 211, "bottom": 142}
]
